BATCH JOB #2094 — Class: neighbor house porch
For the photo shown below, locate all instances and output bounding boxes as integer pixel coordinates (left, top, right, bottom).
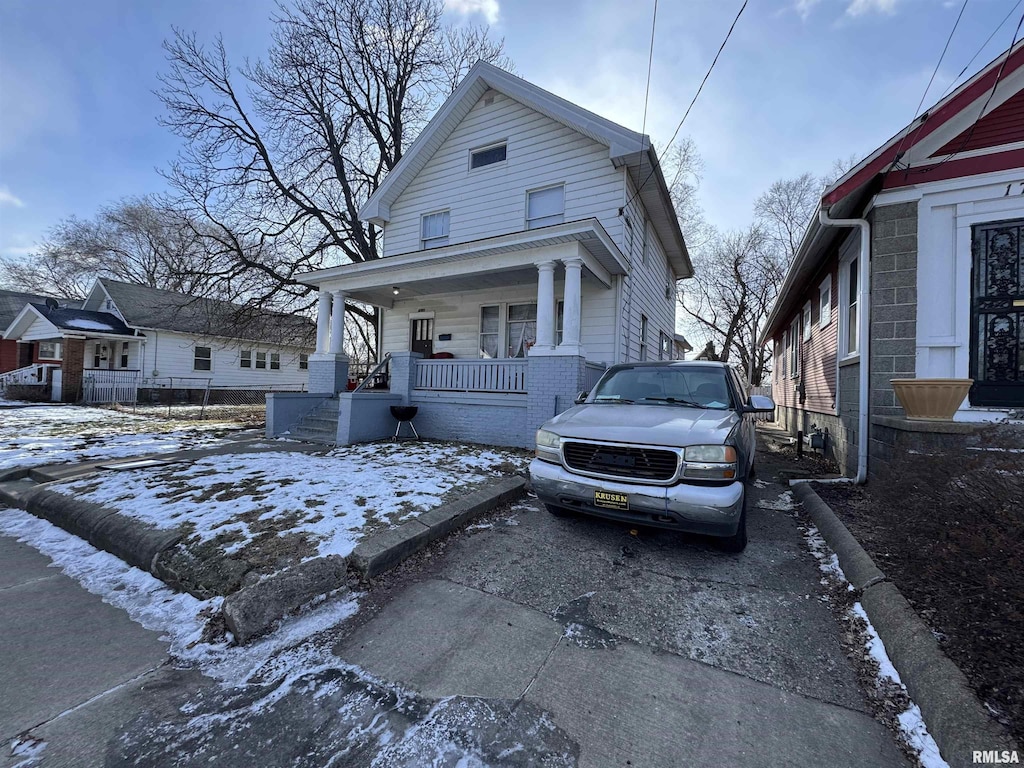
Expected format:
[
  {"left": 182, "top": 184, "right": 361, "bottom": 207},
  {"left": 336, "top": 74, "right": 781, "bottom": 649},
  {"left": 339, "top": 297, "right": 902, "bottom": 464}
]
[{"left": 267, "top": 219, "right": 625, "bottom": 447}]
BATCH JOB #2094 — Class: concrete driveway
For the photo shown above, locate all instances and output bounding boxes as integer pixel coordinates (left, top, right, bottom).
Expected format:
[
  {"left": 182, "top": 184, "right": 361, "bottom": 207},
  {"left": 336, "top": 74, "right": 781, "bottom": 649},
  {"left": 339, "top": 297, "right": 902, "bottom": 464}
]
[{"left": 3, "top": 441, "right": 910, "bottom": 767}]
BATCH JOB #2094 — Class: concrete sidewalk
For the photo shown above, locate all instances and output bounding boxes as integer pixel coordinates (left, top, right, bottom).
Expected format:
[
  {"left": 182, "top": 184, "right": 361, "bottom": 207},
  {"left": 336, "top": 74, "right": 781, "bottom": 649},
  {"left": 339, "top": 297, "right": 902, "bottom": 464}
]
[{"left": 0, "top": 530, "right": 204, "bottom": 768}]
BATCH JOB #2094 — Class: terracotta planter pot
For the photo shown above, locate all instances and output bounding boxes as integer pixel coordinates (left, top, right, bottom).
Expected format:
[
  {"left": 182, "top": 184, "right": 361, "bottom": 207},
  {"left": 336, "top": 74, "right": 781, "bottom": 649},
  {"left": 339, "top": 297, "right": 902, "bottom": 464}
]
[{"left": 890, "top": 378, "right": 973, "bottom": 420}]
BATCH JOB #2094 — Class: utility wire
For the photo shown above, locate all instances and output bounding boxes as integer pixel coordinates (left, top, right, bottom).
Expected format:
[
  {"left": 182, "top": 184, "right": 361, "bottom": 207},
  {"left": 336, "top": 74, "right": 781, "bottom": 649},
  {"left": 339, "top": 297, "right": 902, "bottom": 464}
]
[
  {"left": 621, "top": 0, "right": 748, "bottom": 213},
  {"left": 640, "top": 0, "right": 659, "bottom": 144},
  {"left": 917, "top": 9, "right": 1024, "bottom": 174},
  {"left": 879, "top": 0, "right": 969, "bottom": 186},
  {"left": 937, "top": 0, "right": 1023, "bottom": 101}
]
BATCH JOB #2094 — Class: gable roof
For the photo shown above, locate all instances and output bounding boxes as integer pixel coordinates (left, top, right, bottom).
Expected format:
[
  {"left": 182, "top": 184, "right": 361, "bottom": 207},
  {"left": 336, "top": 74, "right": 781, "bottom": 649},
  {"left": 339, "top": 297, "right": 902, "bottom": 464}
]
[
  {"left": 0, "top": 289, "right": 79, "bottom": 334},
  {"left": 96, "top": 279, "right": 315, "bottom": 347},
  {"left": 761, "top": 40, "right": 1024, "bottom": 344},
  {"left": 360, "top": 61, "right": 692, "bottom": 278},
  {"left": 28, "top": 303, "right": 137, "bottom": 336}
]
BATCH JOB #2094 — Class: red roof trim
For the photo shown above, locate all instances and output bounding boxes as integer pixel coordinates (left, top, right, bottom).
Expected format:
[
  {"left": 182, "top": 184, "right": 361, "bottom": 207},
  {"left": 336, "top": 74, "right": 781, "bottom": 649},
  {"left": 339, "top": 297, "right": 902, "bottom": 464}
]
[
  {"left": 823, "top": 45, "right": 1024, "bottom": 207},
  {"left": 881, "top": 147, "right": 1024, "bottom": 190}
]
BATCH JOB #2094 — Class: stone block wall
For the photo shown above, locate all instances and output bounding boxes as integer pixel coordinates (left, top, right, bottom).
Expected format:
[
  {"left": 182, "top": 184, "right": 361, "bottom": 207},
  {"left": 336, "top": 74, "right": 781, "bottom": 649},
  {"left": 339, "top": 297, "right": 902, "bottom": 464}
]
[{"left": 869, "top": 202, "right": 918, "bottom": 417}]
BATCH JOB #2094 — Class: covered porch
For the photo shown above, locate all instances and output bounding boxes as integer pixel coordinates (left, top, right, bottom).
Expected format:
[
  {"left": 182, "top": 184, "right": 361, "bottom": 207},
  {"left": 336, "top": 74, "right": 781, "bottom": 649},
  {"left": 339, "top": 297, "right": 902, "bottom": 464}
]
[{"left": 268, "top": 220, "right": 625, "bottom": 447}]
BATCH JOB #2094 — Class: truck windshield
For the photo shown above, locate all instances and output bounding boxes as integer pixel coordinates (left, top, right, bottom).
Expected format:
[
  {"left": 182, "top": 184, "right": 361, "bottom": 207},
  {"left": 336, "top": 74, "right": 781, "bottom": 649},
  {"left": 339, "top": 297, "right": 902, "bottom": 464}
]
[{"left": 592, "top": 367, "right": 733, "bottom": 409}]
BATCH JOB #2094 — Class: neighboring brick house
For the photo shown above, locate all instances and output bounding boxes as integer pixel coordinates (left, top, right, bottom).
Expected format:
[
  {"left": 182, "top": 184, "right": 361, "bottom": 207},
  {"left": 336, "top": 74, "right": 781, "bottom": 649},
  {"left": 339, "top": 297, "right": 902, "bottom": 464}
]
[
  {"left": 268, "top": 61, "right": 692, "bottom": 447},
  {"left": 762, "top": 40, "right": 1024, "bottom": 478},
  {"left": 0, "top": 290, "right": 79, "bottom": 374}
]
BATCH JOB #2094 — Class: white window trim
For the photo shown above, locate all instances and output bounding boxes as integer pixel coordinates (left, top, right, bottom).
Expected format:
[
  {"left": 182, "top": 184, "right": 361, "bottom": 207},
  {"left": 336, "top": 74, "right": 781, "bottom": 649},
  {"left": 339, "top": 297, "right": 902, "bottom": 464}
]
[
  {"left": 468, "top": 141, "right": 507, "bottom": 171},
  {"left": 269, "top": 351, "right": 281, "bottom": 371},
  {"left": 838, "top": 250, "right": 860, "bottom": 362},
  {"left": 193, "top": 345, "right": 213, "bottom": 372},
  {"left": 789, "top": 318, "right": 800, "bottom": 377},
  {"left": 255, "top": 350, "right": 267, "bottom": 370},
  {"left": 479, "top": 305, "right": 500, "bottom": 359},
  {"left": 299, "top": 353, "right": 308, "bottom": 370},
  {"left": 781, "top": 331, "right": 789, "bottom": 379},
  {"left": 525, "top": 183, "right": 565, "bottom": 229},
  {"left": 819, "top": 277, "right": 832, "bottom": 328},
  {"left": 802, "top": 301, "right": 812, "bottom": 342},
  {"left": 240, "top": 349, "right": 252, "bottom": 369},
  {"left": 420, "top": 210, "right": 450, "bottom": 250},
  {"left": 37, "top": 341, "right": 62, "bottom": 360}
]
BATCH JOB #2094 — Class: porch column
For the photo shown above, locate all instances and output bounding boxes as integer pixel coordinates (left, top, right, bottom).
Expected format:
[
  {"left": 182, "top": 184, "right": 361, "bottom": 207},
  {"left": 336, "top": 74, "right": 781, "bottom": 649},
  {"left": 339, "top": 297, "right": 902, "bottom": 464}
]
[
  {"left": 316, "top": 291, "right": 331, "bottom": 354},
  {"left": 534, "top": 260, "right": 556, "bottom": 352},
  {"left": 558, "top": 257, "right": 583, "bottom": 355},
  {"left": 329, "top": 289, "right": 347, "bottom": 356}
]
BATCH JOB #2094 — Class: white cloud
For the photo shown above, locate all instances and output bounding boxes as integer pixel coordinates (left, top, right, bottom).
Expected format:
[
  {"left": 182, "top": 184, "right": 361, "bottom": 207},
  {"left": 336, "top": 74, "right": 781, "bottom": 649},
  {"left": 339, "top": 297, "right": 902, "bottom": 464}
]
[
  {"left": 845, "top": 0, "right": 899, "bottom": 17},
  {"left": 0, "top": 186, "right": 24, "bottom": 208},
  {"left": 793, "top": 0, "right": 821, "bottom": 20},
  {"left": 445, "top": 0, "right": 500, "bottom": 25}
]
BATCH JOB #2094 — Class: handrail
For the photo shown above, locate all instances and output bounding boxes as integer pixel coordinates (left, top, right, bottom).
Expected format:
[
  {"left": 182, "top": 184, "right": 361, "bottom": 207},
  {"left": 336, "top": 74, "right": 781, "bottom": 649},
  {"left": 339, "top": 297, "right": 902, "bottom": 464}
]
[{"left": 352, "top": 353, "right": 391, "bottom": 393}]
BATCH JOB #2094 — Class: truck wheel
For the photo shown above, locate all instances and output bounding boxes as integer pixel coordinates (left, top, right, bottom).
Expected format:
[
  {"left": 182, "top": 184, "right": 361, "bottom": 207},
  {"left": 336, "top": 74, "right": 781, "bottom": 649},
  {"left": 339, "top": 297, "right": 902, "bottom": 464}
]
[{"left": 719, "top": 498, "right": 748, "bottom": 553}]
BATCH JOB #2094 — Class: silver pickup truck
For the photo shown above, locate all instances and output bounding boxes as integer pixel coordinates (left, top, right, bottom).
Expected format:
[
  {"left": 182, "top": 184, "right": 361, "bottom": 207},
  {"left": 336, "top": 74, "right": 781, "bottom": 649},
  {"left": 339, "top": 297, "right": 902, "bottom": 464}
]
[{"left": 529, "top": 361, "right": 775, "bottom": 552}]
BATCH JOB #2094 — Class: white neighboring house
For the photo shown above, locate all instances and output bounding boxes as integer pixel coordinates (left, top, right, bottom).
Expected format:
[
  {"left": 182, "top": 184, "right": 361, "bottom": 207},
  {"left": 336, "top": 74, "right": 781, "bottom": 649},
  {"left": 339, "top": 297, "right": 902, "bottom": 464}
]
[
  {"left": 269, "top": 61, "right": 693, "bottom": 448},
  {"left": 2, "top": 278, "right": 314, "bottom": 404}
]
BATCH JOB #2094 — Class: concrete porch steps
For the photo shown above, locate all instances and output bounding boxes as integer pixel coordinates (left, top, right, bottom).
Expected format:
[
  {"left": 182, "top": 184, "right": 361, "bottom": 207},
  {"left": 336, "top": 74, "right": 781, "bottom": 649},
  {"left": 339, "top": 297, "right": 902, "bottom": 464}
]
[{"left": 288, "top": 397, "right": 340, "bottom": 445}]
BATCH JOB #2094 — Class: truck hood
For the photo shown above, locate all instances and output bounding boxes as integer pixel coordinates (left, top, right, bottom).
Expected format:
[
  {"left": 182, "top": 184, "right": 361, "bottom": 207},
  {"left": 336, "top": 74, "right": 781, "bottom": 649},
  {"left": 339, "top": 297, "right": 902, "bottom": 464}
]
[{"left": 544, "top": 403, "right": 738, "bottom": 448}]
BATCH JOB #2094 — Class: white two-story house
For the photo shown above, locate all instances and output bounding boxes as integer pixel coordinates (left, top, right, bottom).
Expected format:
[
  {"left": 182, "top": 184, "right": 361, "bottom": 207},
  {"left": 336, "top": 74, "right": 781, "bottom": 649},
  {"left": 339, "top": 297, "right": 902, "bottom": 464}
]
[{"left": 267, "top": 62, "right": 692, "bottom": 448}]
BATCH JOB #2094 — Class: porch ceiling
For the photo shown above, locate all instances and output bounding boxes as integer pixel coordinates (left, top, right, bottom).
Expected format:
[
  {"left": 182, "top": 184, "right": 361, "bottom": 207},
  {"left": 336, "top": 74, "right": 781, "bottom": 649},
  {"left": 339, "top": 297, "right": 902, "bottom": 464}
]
[{"left": 300, "top": 218, "right": 627, "bottom": 308}]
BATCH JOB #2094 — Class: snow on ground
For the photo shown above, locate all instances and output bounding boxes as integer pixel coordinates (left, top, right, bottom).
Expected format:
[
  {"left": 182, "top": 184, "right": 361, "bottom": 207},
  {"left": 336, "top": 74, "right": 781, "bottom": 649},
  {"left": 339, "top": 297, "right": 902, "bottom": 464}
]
[
  {"left": 801, "top": 513, "right": 948, "bottom": 768},
  {"left": 757, "top": 490, "right": 795, "bottom": 511},
  {"left": 53, "top": 441, "right": 530, "bottom": 560},
  {"left": 0, "top": 405, "right": 242, "bottom": 472},
  {"left": 0, "top": 508, "right": 358, "bottom": 687}
]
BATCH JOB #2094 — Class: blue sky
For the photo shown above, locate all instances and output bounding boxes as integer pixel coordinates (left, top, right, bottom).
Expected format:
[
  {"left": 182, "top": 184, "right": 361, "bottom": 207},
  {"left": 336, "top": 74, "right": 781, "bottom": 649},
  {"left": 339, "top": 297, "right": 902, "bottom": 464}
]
[{"left": 0, "top": 0, "right": 1020, "bottom": 262}]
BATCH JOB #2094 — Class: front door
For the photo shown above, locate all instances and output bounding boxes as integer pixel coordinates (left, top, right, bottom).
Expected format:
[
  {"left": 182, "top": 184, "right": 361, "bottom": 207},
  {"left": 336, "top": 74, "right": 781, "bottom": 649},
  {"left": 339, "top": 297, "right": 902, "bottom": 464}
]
[
  {"left": 970, "top": 219, "right": 1024, "bottom": 406},
  {"left": 411, "top": 318, "right": 433, "bottom": 358}
]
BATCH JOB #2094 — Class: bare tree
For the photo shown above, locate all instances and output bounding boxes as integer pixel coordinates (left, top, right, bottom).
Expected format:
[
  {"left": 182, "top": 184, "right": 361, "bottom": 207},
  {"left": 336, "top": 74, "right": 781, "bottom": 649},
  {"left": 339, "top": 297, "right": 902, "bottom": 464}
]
[
  {"left": 677, "top": 226, "right": 782, "bottom": 384},
  {"left": 753, "top": 172, "right": 820, "bottom": 262},
  {"left": 0, "top": 197, "right": 214, "bottom": 298},
  {"left": 157, "top": 0, "right": 511, "bottom": 357}
]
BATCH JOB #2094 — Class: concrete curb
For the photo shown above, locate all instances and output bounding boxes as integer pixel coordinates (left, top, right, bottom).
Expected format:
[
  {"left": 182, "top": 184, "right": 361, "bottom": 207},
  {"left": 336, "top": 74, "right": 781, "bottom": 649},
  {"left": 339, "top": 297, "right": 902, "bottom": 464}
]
[
  {"left": 791, "top": 482, "right": 1019, "bottom": 767},
  {"left": 20, "top": 487, "right": 182, "bottom": 573},
  {"left": 222, "top": 555, "right": 350, "bottom": 644},
  {"left": 350, "top": 476, "right": 526, "bottom": 579}
]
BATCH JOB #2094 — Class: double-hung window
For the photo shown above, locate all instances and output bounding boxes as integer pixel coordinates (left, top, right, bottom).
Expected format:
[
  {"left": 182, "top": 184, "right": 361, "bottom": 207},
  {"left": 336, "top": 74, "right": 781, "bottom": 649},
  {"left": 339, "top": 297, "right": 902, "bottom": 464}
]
[
  {"left": 660, "top": 332, "right": 671, "bottom": 360},
  {"left": 421, "top": 211, "right": 450, "bottom": 249},
  {"left": 38, "top": 341, "right": 61, "bottom": 360},
  {"left": 789, "top": 318, "right": 800, "bottom": 377},
  {"left": 526, "top": 185, "right": 564, "bottom": 229},
  {"left": 255, "top": 351, "right": 267, "bottom": 370},
  {"left": 193, "top": 346, "right": 212, "bottom": 372},
  {"left": 120, "top": 342, "right": 130, "bottom": 368},
  {"left": 506, "top": 304, "right": 537, "bottom": 358},
  {"left": 479, "top": 306, "right": 499, "bottom": 359},
  {"left": 240, "top": 349, "right": 252, "bottom": 368},
  {"left": 802, "top": 302, "right": 812, "bottom": 342},
  {"left": 840, "top": 258, "right": 860, "bottom": 358},
  {"left": 270, "top": 352, "right": 280, "bottom": 371},
  {"left": 781, "top": 331, "right": 789, "bottom": 379},
  {"left": 299, "top": 353, "right": 309, "bottom": 370},
  {"left": 819, "top": 277, "right": 832, "bottom": 328}
]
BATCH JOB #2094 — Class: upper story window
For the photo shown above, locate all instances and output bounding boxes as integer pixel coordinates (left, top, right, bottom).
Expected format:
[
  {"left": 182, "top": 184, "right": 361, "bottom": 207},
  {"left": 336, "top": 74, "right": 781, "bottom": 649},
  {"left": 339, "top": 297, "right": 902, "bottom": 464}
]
[
  {"left": 421, "top": 210, "right": 450, "bottom": 249},
  {"left": 470, "top": 142, "right": 506, "bottom": 169},
  {"left": 526, "top": 184, "right": 564, "bottom": 229}
]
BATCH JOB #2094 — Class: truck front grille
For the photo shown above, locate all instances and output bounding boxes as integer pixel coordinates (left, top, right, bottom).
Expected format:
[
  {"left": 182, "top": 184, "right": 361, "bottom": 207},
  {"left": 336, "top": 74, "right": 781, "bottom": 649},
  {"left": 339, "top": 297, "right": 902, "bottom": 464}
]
[{"left": 562, "top": 441, "right": 679, "bottom": 481}]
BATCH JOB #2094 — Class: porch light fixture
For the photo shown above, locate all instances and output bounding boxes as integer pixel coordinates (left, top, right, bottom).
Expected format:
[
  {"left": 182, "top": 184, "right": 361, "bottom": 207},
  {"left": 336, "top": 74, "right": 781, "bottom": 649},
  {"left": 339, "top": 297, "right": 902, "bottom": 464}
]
[{"left": 392, "top": 286, "right": 400, "bottom": 295}]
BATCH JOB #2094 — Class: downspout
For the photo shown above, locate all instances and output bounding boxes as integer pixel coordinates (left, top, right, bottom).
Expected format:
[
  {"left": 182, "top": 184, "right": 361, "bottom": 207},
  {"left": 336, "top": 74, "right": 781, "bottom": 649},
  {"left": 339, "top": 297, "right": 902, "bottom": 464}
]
[{"left": 818, "top": 206, "right": 871, "bottom": 485}]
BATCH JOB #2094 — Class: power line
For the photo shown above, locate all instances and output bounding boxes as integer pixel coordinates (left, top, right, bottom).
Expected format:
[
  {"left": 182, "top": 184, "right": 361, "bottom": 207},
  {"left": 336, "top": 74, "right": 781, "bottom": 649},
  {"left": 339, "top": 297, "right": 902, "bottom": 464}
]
[
  {"left": 880, "top": 0, "right": 969, "bottom": 186},
  {"left": 640, "top": 0, "right": 659, "bottom": 143},
  {"left": 917, "top": 9, "right": 1024, "bottom": 174},
  {"left": 621, "top": 0, "right": 748, "bottom": 214},
  {"left": 937, "top": 0, "right": 1023, "bottom": 101}
]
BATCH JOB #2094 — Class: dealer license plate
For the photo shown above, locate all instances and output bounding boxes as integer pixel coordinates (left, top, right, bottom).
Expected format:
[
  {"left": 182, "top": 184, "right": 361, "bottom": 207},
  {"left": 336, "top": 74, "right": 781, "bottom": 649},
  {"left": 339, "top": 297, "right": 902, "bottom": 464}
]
[{"left": 594, "top": 490, "right": 629, "bottom": 511}]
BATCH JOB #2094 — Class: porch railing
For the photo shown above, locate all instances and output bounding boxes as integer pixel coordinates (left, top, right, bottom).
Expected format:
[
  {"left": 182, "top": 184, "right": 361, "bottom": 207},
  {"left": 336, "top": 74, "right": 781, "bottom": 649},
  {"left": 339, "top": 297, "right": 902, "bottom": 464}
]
[
  {"left": 82, "top": 369, "right": 141, "bottom": 404},
  {"left": 0, "top": 363, "right": 58, "bottom": 391},
  {"left": 584, "top": 362, "right": 607, "bottom": 393},
  {"left": 415, "top": 359, "right": 527, "bottom": 394}
]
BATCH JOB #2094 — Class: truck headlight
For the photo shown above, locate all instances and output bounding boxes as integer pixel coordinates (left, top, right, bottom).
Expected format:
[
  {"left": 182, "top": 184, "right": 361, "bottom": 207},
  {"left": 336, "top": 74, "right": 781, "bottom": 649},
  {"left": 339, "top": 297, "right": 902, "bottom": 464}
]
[
  {"left": 535, "top": 429, "right": 561, "bottom": 461},
  {"left": 682, "top": 445, "right": 738, "bottom": 480}
]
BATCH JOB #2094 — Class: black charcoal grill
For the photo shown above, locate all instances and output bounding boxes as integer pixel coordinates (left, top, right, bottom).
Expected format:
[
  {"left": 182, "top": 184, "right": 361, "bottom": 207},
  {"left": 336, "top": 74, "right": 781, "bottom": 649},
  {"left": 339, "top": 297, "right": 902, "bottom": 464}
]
[{"left": 390, "top": 405, "right": 419, "bottom": 440}]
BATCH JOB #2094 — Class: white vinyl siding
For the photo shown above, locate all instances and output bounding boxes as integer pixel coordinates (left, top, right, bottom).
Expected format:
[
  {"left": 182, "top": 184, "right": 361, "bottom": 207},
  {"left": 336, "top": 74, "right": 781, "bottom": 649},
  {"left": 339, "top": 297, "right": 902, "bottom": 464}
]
[{"left": 382, "top": 91, "right": 625, "bottom": 256}]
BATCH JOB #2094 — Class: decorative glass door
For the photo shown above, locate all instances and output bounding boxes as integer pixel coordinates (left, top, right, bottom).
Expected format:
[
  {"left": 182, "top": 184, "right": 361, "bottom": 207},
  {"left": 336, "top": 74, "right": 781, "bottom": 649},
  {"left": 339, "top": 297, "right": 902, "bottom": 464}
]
[{"left": 970, "top": 219, "right": 1024, "bottom": 406}]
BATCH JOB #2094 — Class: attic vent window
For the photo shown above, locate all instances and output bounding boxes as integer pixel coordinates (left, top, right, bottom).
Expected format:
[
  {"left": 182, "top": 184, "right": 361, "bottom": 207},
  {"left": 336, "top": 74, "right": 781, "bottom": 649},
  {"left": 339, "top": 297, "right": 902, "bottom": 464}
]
[{"left": 470, "top": 143, "right": 506, "bottom": 169}]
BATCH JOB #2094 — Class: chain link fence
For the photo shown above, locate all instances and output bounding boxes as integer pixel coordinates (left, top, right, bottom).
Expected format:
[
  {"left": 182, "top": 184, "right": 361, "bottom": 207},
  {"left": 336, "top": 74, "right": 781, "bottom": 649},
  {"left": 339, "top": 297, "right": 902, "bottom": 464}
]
[{"left": 123, "top": 377, "right": 308, "bottom": 425}]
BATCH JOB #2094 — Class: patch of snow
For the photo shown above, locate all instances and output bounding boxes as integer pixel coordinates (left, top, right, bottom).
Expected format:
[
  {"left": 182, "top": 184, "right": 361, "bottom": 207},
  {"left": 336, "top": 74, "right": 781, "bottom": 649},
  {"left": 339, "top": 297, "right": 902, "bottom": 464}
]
[
  {"left": 851, "top": 604, "right": 948, "bottom": 768},
  {"left": 802, "top": 524, "right": 850, "bottom": 584},
  {"left": 0, "top": 405, "right": 239, "bottom": 471},
  {"left": 966, "top": 446, "right": 1024, "bottom": 453},
  {"left": 0, "top": 509, "right": 358, "bottom": 688},
  {"left": 54, "top": 441, "right": 529, "bottom": 561},
  {"left": 753, "top": 479, "right": 769, "bottom": 489},
  {"left": 9, "top": 735, "right": 46, "bottom": 767},
  {"left": 758, "top": 490, "right": 795, "bottom": 511}
]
